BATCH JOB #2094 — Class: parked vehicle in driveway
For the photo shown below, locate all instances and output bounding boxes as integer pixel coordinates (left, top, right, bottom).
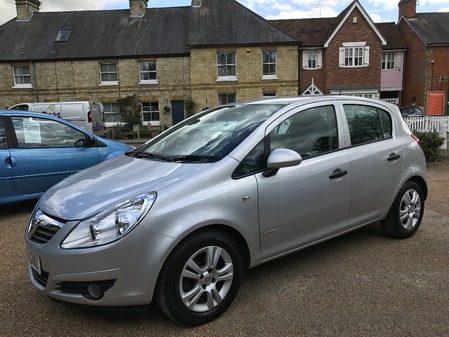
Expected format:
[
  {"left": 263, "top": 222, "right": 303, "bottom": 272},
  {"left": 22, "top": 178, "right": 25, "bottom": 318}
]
[
  {"left": 25, "top": 96, "right": 427, "bottom": 326},
  {"left": 0, "top": 111, "right": 130, "bottom": 204},
  {"left": 399, "top": 106, "right": 425, "bottom": 118},
  {"left": 9, "top": 101, "right": 105, "bottom": 134}
]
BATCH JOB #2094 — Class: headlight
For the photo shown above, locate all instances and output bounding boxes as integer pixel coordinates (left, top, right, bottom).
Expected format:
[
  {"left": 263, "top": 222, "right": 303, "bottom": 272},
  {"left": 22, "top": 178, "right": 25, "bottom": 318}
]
[{"left": 61, "top": 192, "right": 156, "bottom": 249}]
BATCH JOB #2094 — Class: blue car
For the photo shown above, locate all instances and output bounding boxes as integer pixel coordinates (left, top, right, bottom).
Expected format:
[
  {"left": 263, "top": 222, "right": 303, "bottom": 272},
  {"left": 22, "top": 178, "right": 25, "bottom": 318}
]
[{"left": 0, "top": 110, "right": 131, "bottom": 204}]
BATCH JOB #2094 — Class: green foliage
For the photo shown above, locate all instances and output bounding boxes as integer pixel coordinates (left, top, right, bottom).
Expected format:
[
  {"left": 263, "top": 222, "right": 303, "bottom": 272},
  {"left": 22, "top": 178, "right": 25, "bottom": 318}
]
[
  {"left": 413, "top": 130, "right": 445, "bottom": 162},
  {"left": 117, "top": 94, "right": 142, "bottom": 126},
  {"left": 184, "top": 98, "right": 198, "bottom": 117}
]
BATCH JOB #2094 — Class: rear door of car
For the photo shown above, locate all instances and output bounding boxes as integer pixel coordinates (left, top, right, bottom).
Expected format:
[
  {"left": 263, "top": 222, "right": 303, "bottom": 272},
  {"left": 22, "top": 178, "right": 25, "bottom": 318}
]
[
  {"left": 255, "top": 102, "right": 352, "bottom": 260},
  {"left": 7, "top": 115, "right": 100, "bottom": 195},
  {"left": 339, "top": 101, "right": 404, "bottom": 227},
  {"left": 0, "top": 116, "right": 14, "bottom": 200}
]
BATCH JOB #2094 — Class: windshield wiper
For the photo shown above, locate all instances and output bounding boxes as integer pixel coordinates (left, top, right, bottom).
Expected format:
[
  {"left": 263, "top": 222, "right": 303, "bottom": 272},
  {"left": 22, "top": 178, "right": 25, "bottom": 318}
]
[
  {"left": 167, "top": 155, "right": 220, "bottom": 163},
  {"left": 126, "top": 151, "right": 170, "bottom": 161}
]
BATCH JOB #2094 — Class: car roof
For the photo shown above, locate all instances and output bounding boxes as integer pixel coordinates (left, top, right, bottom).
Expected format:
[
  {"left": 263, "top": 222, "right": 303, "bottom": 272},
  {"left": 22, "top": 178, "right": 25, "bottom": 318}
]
[
  {"left": 239, "top": 95, "right": 398, "bottom": 110},
  {"left": 0, "top": 110, "right": 62, "bottom": 119}
]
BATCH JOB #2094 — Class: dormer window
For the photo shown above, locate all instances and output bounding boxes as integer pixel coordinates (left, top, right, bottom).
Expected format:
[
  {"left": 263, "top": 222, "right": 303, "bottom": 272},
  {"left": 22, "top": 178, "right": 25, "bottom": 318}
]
[{"left": 55, "top": 29, "right": 71, "bottom": 42}]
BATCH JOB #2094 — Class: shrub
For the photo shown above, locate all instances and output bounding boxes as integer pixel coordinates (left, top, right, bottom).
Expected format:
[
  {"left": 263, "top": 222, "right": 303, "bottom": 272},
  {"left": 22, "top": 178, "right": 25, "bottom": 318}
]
[{"left": 413, "top": 130, "right": 445, "bottom": 162}]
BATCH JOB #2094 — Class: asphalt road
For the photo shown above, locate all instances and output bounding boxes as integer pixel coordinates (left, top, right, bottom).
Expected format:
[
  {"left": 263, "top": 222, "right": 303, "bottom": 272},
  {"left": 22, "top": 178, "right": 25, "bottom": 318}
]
[{"left": 1, "top": 161, "right": 448, "bottom": 337}]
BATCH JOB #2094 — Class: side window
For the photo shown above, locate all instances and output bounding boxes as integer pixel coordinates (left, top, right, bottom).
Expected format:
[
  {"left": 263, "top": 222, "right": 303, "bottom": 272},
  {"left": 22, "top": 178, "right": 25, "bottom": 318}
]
[
  {"left": 343, "top": 105, "right": 392, "bottom": 146},
  {"left": 0, "top": 119, "right": 7, "bottom": 149},
  {"left": 11, "top": 117, "right": 87, "bottom": 149},
  {"left": 270, "top": 105, "right": 338, "bottom": 158},
  {"left": 233, "top": 140, "right": 266, "bottom": 178}
]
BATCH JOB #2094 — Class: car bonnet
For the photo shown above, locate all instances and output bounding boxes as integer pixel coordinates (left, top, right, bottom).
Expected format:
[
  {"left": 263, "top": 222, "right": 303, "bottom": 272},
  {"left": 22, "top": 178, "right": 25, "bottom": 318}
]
[{"left": 39, "top": 155, "right": 214, "bottom": 220}]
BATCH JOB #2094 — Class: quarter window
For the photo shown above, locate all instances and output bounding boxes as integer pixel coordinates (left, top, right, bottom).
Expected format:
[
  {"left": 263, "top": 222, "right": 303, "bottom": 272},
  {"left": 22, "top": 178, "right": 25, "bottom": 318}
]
[
  {"left": 343, "top": 105, "right": 392, "bottom": 145},
  {"left": 217, "top": 52, "right": 236, "bottom": 80},
  {"left": 13, "top": 65, "right": 31, "bottom": 87},
  {"left": 262, "top": 51, "right": 277, "bottom": 78},
  {"left": 139, "top": 61, "right": 157, "bottom": 83},
  {"left": 100, "top": 63, "right": 118, "bottom": 84}
]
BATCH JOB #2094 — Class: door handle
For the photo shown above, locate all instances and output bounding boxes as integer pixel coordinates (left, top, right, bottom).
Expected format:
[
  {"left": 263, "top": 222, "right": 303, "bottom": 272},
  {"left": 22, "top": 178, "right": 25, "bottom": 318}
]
[
  {"left": 387, "top": 153, "right": 401, "bottom": 162},
  {"left": 329, "top": 168, "right": 348, "bottom": 179},
  {"left": 5, "top": 156, "right": 17, "bottom": 168}
]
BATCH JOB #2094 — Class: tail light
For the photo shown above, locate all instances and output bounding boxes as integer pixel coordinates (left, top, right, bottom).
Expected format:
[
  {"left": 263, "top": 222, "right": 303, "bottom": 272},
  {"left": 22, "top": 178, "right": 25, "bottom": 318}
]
[
  {"left": 88, "top": 111, "right": 92, "bottom": 123},
  {"left": 412, "top": 134, "right": 423, "bottom": 149}
]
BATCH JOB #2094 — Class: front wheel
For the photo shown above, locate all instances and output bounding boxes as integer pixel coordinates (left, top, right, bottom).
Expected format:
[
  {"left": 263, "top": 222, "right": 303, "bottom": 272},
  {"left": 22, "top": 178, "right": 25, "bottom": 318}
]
[
  {"left": 155, "top": 230, "right": 244, "bottom": 326},
  {"left": 380, "top": 181, "right": 424, "bottom": 239}
]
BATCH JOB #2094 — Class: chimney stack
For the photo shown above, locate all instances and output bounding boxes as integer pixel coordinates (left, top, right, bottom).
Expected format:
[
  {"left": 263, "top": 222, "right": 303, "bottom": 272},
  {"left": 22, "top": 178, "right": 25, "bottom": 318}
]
[
  {"left": 130, "top": 0, "right": 148, "bottom": 17},
  {"left": 398, "top": 0, "right": 417, "bottom": 20},
  {"left": 15, "top": 0, "right": 41, "bottom": 21},
  {"left": 192, "top": 0, "right": 202, "bottom": 8}
]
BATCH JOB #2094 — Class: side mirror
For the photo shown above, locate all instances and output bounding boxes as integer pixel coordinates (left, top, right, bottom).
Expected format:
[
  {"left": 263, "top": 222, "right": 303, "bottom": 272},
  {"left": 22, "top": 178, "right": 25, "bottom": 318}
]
[
  {"left": 85, "top": 134, "right": 96, "bottom": 146},
  {"left": 263, "top": 148, "right": 302, "bottom": 177}
]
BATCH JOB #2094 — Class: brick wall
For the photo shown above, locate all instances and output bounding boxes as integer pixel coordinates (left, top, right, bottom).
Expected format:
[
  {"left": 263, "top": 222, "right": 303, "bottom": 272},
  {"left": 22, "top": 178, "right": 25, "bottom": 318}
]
[
  {"left": 324, "top": 8, "right": 382, "bottom": 94},
  {"left": 190, "top": 45, "right": 298, "bottom": 109}
]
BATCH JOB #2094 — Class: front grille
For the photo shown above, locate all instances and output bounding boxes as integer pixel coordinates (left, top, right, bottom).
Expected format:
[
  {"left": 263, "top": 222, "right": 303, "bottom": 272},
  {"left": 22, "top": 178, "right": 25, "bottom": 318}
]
[
  {"left": 29, "top": 225, "right": 60, "bottom": 244},
  {"left": 28, "top": 209, "right": 64, "bottom": 244},
  {"left": 56, "top": 279, "right": 116, "bottom": 294},
  {"left": 32, "top": 268, "right": 49, "bottom": 287}
]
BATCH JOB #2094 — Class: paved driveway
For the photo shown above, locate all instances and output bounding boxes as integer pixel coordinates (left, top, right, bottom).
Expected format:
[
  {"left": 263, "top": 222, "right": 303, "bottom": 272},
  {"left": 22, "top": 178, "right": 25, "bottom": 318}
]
[{"left": 1, "top": 161, "right": 448, "bottom": 336}]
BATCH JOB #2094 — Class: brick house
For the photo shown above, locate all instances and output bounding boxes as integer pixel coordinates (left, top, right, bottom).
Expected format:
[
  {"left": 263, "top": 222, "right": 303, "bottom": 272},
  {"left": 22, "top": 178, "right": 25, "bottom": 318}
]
[
  {"left": 398, "top": 0, "right": 449, "bottom": 114},
  {"left": 271, "top": 0, "right": 407, "bottom": 105},
  {"left": 0, "top": 0, "right": 298, "bottom": 127}
]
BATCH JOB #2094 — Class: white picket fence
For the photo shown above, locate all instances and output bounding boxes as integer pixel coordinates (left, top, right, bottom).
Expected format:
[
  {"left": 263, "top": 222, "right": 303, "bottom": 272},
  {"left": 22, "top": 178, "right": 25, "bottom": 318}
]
[{"left": 404, "top": 116, "right": 449, "bottom": 132}]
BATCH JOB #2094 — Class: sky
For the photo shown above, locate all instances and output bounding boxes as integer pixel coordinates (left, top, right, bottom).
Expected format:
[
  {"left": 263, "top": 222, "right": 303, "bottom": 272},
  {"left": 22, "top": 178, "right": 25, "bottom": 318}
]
[{"left": 0, "top": 0, "right": 448, "bottom": 25}]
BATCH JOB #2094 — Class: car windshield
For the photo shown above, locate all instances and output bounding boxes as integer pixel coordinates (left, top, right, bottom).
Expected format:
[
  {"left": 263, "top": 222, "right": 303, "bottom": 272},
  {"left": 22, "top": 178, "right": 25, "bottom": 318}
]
[{"left": 130, "top": 104, "right": 285, "bottom": 163}]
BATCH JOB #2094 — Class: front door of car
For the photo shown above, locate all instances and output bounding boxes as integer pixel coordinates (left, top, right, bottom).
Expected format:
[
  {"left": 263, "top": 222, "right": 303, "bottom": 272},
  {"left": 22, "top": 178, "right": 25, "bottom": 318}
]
[
  {"left": 256, "top": 104, "right": 352, "bottom": 260},
  {"left": 340, "top": 103, "right": 404, "bottom": 227},
  {"left": 8, "top": 116, "right": 100, "bottom": 195}
]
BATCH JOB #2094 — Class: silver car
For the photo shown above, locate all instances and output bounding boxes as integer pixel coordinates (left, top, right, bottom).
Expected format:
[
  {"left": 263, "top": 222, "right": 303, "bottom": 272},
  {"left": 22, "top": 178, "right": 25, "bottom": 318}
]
[{"left": 25, "top": 96, "right": 427, "bottom": 325}]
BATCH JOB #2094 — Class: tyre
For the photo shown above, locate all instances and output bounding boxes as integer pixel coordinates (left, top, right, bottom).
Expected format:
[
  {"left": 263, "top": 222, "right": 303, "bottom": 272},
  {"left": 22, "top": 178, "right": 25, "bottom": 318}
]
[
  {"left": 155, "top": 230, "right": 244, "bottom": 326},
  {"left": 380, "top": 181, "right": 424, "bottom": 239}
]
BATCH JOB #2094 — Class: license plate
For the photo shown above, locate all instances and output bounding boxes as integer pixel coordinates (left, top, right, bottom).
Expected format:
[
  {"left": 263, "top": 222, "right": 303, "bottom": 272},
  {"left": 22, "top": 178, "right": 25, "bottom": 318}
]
[{"left": 29, "top": 251, "right": 41, "bottom": 274}]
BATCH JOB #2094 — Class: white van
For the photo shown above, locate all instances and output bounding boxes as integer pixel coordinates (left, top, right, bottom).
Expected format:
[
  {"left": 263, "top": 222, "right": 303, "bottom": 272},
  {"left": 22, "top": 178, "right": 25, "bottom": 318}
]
[{"left": 9, "top": 101, "right": 105, "bottom": 134}]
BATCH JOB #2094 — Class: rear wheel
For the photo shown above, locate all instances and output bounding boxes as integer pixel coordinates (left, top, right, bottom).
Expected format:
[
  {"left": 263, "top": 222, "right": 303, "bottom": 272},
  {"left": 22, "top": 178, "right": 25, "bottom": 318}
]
[
  {"left": 380, "top": 181, "right": 424, "bottom": 239},
  {"left": 155, "top": 230, "right": 244, "bottom": 326}
]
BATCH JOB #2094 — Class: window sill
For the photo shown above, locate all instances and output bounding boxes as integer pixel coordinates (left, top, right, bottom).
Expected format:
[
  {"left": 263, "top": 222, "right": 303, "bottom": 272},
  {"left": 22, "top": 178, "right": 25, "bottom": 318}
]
[
  {"left": 100, "top": 81, "right": 119, "bottom": 86},
  {"left": 13, "top": 84, "right": 32, "bottom": 89},
  {"left": 139, "top": 80, "right": 159, "bottom": 85},
  {"left": 261, "top": 75, "right": 278, "bottom": 80},
  {"left": 216, "top": 76, "right": 238, "bottom": 82}
]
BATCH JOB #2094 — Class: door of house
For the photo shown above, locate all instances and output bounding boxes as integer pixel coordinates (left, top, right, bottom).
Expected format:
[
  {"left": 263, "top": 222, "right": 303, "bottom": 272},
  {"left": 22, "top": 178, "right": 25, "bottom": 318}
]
[{"left": 171, "top": 101, "right": 185, "bottom": 125}]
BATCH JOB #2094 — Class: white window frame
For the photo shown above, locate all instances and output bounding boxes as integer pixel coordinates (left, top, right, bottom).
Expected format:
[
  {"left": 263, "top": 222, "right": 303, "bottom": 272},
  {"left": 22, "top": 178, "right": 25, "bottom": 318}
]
[
  {"left": 99, "top": 63, "right": 118, "bottom": 85},
  {"left": 339, "top": 42, "right": 369, "bottom": 68},
  {"left": 142, "top": 101, "right": 160, "bottom": 125},
  {"left": 139, "top": 61, "right": 158, "bottom": 84},
  {"left": 302, "top": 49, "right": 322, "bottom": 70},
  {"left": 218, "top": 93, "right": 236, "bottom": 105},
  {"left": 103, "top": 102, "right": 121, "bottom": 126},
  {"left": 217, "top": 52, "right": 237, "bottom": 82},
  {"left": 262, "top": 50, "right": 278, "bottom": 80},
  {"left": 12, "top": 65, "right": 32, "bottom": 88}
]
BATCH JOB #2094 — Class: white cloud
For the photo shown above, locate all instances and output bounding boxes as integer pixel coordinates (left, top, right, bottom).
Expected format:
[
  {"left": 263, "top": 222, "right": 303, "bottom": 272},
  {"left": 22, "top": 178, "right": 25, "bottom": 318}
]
[{"left": 266, "top": 7, "right": 338, "bottom": 19}]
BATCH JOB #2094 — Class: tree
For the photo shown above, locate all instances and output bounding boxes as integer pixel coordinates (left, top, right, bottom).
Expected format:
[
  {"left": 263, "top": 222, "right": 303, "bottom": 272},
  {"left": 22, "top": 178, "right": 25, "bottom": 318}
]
[{"left": 117, "top": 94, "right": 142, "bottom": 138}]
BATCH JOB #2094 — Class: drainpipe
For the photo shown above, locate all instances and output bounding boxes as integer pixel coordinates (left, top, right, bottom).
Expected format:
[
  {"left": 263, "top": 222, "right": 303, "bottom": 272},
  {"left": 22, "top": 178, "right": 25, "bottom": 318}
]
[{"left": 31, "top": 60, "right": 39, "bottom": 101}]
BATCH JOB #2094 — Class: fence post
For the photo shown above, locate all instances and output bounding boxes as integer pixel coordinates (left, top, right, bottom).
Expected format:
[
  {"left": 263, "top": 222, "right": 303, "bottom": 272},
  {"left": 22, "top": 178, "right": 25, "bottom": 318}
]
[{"left": 439, "top": 123, "right": 447, "bottom": 150}]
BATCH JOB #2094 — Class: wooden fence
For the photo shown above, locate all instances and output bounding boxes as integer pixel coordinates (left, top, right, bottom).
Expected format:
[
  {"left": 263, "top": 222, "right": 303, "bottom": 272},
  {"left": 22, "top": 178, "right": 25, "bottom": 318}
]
[{"left": 404, "top": 116, "right": 449, "bottom": 132}]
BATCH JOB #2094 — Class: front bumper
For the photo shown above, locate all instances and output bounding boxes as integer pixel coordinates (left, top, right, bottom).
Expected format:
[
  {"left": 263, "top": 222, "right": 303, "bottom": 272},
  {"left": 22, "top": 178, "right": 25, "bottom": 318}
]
[{"left": 25, "top": 220, "right": 176, "bottom": 306}]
